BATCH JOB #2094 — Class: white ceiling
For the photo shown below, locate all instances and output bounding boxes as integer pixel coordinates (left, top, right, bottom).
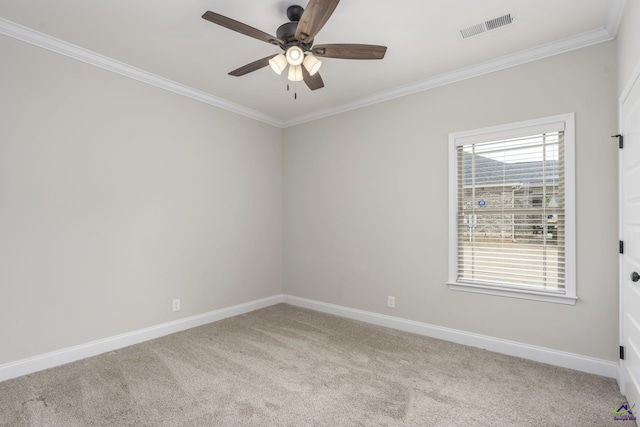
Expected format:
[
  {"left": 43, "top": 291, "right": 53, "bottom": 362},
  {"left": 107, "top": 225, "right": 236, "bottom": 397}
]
[{"left": 0, "top": 0, "right": 623, "bottom": 127}]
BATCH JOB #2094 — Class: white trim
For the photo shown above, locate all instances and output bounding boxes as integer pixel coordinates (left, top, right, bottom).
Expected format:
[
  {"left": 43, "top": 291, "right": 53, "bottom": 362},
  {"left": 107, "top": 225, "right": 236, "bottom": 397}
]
[
  {"left": 606, "top": 0, "right": 628, "bottom": 38},
  {"left": 452, "top": 121, "right": 566, "bottom": 146},
  {"left": 0, "top": 17, "right": 614, "bottom": 130},
  {"left": 620, "top": 57, "right": 640, "bottom": 107},
  {"left": 447, "top": 113, "right": 577, "bottom": 304},
  {"left": 618, "top": 56, "right": 640, "bottom": 394},
  {"left": 283, "top": 295, "right": 617, "bottom": 378},
  {"left": 0, "top": 295, "right": 283, "bottom": 383},
  {"left": 282, "top": 28, "right": 613, "bottom": 127},
  {"left": 0, "top": 17, "right": 284, "bottom": 128},
  {"left": 619, "top": 128, "right": 625, "bottom": 392},
  {"left": 0, "top": 293, "right": 617, "bottom": 383},
  {"left": 447, "top": 282, "right": 577, "bottom": 305}
]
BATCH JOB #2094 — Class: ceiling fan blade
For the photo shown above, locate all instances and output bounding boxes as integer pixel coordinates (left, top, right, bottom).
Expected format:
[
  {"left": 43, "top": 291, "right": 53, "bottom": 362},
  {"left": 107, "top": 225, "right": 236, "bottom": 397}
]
[
  {"left": 228, "top": 55, "right": 274, "bottom": 77},
  {"left": 202, "top": 11, "right": 283, "bottom": 46},
  {"left": 294, "top": 0, "right": 340, "bottom": 43},
  {"left": 302, "top": 67, "right": 325, "bottom": 91},
  {"left": 312, "top": 44, "right": 387, "bottom": 60}
]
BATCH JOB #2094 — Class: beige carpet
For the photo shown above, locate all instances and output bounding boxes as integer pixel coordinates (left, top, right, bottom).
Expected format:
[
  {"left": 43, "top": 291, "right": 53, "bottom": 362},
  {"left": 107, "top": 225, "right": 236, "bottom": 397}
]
[{"left": 0, "top": 304, "right": 628, "bottom": 426}]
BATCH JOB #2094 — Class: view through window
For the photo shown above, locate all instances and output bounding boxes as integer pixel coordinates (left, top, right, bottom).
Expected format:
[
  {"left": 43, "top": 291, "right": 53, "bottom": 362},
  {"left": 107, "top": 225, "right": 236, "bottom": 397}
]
[{"left": 448, "top": 114, "right": 576, "bottom": 304}]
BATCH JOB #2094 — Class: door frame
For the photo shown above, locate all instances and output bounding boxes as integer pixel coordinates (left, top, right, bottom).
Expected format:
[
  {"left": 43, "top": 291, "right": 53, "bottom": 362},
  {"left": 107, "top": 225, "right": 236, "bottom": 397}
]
[{"left": 619, "top": 58, "right": 640, "bottom": 392}]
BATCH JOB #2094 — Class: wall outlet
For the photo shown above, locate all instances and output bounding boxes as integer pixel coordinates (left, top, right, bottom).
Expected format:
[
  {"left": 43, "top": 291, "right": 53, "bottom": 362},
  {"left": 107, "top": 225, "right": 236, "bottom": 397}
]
[
  {"left": 172, "top": 299, "right": 181, "bottom": 312},
  {"left": 387, "top": 296, "right": 395, "bottom": 308}
]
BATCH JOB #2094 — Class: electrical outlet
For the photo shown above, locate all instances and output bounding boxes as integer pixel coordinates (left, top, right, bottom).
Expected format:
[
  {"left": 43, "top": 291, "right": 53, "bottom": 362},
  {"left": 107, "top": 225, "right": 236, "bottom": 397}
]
[
  {"left": 387, "top": 296, "right": 395, "bottom": 308},
  {"left": 172, "top": 299, "right": 181, "bottom": 312}
]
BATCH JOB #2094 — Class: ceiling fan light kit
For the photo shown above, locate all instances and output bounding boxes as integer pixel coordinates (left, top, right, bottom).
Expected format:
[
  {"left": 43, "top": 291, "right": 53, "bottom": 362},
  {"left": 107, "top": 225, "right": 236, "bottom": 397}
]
[
  {"left": 269, "top": 54, "right": 288, "bottom": 75},
  {"left": 288, "top": 65, "right": 304, "bottom": 82},
  {"left": 202, "top": 0, "right": 387, "bottom": 94},
  {"left": 303, "top": 54, "right": 322, "bottom": 76},
  {"left": 285, "top": 46, "right": 304, "bottom": 66}
]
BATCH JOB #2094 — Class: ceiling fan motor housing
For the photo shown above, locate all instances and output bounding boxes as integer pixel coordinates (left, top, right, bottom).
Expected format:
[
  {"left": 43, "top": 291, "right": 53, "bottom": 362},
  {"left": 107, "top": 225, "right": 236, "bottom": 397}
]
[{"left": 277, "top": 6, "right": 313, "bottom": 50}]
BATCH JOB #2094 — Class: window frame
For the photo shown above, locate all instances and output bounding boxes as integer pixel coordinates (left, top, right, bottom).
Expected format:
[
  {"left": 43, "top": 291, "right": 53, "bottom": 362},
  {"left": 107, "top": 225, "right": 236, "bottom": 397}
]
[{"left": 447, "top": 113, "right": 577, "bottom": 305}]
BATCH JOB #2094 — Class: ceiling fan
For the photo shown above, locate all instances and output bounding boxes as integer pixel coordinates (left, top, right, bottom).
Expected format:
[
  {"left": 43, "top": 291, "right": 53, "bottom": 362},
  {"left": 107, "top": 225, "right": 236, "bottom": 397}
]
[{"left": 202, "top": 0, "right": 387, "bottom": 92}]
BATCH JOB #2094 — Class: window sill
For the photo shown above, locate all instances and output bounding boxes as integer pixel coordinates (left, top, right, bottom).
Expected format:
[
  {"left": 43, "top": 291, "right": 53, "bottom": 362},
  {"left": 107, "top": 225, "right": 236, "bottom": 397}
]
[{"left": 447, "top": 281, "right": 577, "bottom": 305}]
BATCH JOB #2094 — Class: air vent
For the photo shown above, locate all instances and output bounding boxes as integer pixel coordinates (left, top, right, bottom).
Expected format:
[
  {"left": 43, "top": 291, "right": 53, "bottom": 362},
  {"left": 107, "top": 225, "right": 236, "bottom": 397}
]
[
  {"left": 485, "top": 14, "right": 513, "bottom": 30},
  {"left": 460, "top": 23, "right": 485, "bottom": 39},
  {"left": 460, "top": 13, "right": 514, "bottom": 39}
]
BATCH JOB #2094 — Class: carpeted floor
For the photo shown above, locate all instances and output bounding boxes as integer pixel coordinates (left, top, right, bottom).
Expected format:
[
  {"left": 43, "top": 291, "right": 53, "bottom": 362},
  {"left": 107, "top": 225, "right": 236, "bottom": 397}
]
[{"left": 0, "top": 304, "right": 628, "bottom": 426}]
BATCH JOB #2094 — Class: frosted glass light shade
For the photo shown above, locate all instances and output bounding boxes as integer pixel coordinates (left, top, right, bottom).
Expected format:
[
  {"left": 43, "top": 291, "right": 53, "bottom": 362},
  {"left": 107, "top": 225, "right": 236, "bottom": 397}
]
[
  {"left": 269, "top": 54, "right": 288, "bottom": 75},
  {"left": 287, "top": 65, "right": 303, "bottom": 81},
  {"left": 285, "top": 46, "right": 304, "bottom": 66},
  {"left": 303, "top": 55, "right": 322, "bottom": 76}
]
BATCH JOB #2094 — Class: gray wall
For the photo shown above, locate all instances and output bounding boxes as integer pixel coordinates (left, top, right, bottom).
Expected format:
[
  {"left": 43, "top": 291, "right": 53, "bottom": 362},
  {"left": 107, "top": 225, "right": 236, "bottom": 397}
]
[
  {"left": 3, "top": 7, "right": 638, "bottom": 369},
  {"left": 0, "top": 35, "right": 283, "bottom": 365},
  {"left": 283, "top": 42, "right": 619, "bottom": 361}
]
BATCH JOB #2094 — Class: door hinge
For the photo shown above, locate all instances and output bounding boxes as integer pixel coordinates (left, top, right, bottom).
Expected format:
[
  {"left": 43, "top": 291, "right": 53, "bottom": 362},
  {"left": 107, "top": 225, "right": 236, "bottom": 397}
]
[
  {"left": 612, "top": 134, "right": 624, "bottom": 149},
  {"left": 621, "top": 345, "right": 626, "bottom": 360},
  {"left": 620, "top": 240, "right": 625, "bottom": 254}
]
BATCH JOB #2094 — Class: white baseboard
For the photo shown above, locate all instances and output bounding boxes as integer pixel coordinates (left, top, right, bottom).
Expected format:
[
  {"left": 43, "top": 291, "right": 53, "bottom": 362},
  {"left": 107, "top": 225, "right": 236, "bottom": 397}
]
[
  {"left": 0, "top": 295, "right": 283, "bottom": 383},
  {"left": 283, "top": 295, "right": 618, "bottom": 379},
  {"left": 1, "top": 294, "right": 617, "bottom": 383}
]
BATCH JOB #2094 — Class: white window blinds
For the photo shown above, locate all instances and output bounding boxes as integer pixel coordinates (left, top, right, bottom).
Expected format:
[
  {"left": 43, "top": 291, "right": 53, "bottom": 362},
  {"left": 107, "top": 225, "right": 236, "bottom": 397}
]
[{"left": 455, "top": 128, "right": 566, "bottom": 292}]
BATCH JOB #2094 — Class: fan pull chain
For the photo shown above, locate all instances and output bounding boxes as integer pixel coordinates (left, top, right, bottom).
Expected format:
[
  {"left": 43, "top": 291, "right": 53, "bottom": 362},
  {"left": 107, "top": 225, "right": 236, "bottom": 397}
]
[{"left": 286, "top": 75, "right": 298, "bottom": 100}]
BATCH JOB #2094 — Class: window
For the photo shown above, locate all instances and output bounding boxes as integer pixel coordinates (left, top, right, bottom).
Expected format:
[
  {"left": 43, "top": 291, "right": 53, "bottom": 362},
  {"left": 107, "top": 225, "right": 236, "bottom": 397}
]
[{"left": 448, "top": 114, "right": 576, "bottom": 304}]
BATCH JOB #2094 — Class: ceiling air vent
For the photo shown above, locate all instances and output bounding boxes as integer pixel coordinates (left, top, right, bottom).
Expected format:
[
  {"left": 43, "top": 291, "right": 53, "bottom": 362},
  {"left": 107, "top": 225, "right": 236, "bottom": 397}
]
[{"left": 460, "top": 13, "right": 514, "bottom": 39}]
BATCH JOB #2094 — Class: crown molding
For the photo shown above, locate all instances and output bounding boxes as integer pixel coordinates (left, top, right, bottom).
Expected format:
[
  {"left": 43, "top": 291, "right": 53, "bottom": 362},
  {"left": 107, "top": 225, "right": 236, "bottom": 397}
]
[
  {"left": 1, "top": 16, "right": 616, "bottom": 130},
  {"left": 282, "top": 27, "right": 615, "bottom": 127},
  {"left": 0, "top": 17, "right": 285, "bottom": 128},
  {"left": 606, "top": 0, "right": 627, "bottom": 38}
]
